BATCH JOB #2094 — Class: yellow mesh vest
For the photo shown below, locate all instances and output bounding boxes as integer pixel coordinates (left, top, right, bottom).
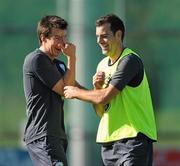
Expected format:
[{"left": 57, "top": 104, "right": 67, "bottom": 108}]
[{"left": 96, "top": 48, "right": 157, "bottom": 143}]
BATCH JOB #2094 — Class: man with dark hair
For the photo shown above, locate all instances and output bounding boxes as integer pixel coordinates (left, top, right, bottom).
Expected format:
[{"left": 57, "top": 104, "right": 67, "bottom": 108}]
[
  {"left": 23, "top": 15, "right": 76, "bottom": 166},
  {"left": 64, "top": 14, "right": 157, "bottom": 166}
]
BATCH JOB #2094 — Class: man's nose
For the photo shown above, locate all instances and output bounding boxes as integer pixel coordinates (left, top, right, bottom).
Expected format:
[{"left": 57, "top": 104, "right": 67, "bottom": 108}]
[
  {"left": 58, "top": 39, "right": 65, "bottom": 48},
  {"left": 97, "top": 36, "right": 104, "bottom": 44}
]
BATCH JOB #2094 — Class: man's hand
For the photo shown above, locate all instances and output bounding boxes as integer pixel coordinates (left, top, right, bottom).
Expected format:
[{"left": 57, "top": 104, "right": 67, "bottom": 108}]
[
  {"left": 61, "top": 43, "right": 76, "bottom": 58},
  {"left": 93, "top": 71, "right": 105, "bottom": 89},
  {"left": 64, "top": 86, "right": 78, "bottom": 99}
]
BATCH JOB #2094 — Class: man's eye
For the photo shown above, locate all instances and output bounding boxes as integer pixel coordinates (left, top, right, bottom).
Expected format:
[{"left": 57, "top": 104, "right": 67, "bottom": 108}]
[
  {"left": 54, "top": 36, "right": 63, "bottom": 41},
  {"left": 55, "top": 36, "right": 61, "bottom": 40},
  {"left": 102, "top": 35, "right": 108, "bottom": 38}
]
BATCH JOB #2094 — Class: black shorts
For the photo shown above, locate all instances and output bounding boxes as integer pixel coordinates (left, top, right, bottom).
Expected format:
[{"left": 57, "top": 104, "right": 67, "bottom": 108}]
[
  {"left": 26, "top": 136, "right": 68, "bottom": 166},
  {"left": 101, "top": 133, "right": 153, "bottom": 166}
]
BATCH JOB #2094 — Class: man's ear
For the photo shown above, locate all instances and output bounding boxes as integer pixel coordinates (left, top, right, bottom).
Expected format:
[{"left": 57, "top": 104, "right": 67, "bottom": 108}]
[
  {"left": 40, "top": 34, "right": 46, "bottom": 43},
  {"left": 115, "top": 30, "right": 122, "bottom": 41}
]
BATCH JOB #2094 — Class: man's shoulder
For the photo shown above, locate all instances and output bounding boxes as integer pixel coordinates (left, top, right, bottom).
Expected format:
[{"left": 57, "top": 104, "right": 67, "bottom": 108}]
[
  {"left": 117, "top": 53, "right": 144, "bottom": 74},
  {"left": 25, "top": 49, "right": 39, "bottom": 61},
  {"left": 120, "top": 53, "right": 142, "bottom": 65},
  {"left": 25, "top": 49, "right": 49, "bottom": 64},
  {"left": 23, "top": 49, "right": 49, "bottom": 73}
]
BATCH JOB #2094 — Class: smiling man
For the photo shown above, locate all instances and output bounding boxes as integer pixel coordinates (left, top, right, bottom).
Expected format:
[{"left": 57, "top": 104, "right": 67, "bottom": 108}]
[
  {"left": 64, "top": 14, "right": 157, "bottom": 166},
  {"left": 23, "top": 15, "right": 76, "bottom": 166}
]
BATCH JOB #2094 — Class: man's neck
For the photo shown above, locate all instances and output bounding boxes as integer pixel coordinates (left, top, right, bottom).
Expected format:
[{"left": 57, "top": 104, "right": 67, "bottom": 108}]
[
  {"left": 39, "top": 46, "right": 54, "bottom": 61},
  {"left": 109, "top": 46, "right": 124, "bottom": 64}
]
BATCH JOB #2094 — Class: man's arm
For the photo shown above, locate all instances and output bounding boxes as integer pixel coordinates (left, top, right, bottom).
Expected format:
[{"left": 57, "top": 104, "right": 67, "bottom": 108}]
[
  {"left": 92, "top": 71, "right": 105, "bottom": 117},
  {"left": 64, "top": 84, "right": 119, "bottom": 105},
  {"left": 64, "top": 54, "right": 143, "bottom": 115},
  {"left": 53, "top": 43, "right": 76, "bottom": 95}
]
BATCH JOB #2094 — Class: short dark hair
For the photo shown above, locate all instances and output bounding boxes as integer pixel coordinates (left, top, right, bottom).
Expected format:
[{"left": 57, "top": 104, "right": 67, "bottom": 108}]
[
  {"left": 96, "top": 14, "right": 125, "bottom": 41},
  {"left": 37, "top": 15, "right": 68, "bottom": 44}
]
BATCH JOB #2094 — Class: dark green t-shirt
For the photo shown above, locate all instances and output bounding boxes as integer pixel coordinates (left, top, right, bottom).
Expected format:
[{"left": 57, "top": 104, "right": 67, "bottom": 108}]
[{"left": 23, "top": 49, "right": 67, "bottom": 144}]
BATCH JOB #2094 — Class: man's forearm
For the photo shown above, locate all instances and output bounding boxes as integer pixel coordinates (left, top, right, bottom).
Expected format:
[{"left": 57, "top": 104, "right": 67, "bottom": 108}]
[
  {"left": 72, "top": 88, "right": 107, "bottom": 104},
  {"left": 64, "top": 56, "right": 76, "bottom": 86}
]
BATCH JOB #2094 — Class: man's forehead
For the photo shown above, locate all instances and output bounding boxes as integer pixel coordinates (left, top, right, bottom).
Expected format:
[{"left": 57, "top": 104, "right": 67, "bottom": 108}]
[
  {"left": 96, "top": 24, "right": 111, "bottom": 34},
  {"left": 51, "top": 28, "right": 67, "bottom": 36}
]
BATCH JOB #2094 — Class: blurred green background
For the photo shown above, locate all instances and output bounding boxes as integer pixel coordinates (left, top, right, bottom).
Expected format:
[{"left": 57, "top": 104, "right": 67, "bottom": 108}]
[{"left": 0, "top": 0, "right": 180, "bottom": 165}]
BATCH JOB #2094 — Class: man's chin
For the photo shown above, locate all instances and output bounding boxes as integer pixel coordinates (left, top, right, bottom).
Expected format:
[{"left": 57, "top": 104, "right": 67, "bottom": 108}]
[{"left": 102, "top": 50, "right": 108, "bottom": 56}]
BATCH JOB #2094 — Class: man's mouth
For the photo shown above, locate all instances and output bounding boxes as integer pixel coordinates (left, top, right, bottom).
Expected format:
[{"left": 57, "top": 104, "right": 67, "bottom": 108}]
[
  {"left": 54, "top": 48, "right": 62, "bottom": 55},
  {"left": 101, "top": 45, "right": 108, "bottom": 50},
  {"left": 57, "top": 48, "right": 62, "bottom": 51}
]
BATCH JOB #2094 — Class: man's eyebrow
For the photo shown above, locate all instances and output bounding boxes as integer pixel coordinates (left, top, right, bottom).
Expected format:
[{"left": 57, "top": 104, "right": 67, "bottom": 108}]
[{"left": 96, "top": 34, "right": 109, "bottom": 37}]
